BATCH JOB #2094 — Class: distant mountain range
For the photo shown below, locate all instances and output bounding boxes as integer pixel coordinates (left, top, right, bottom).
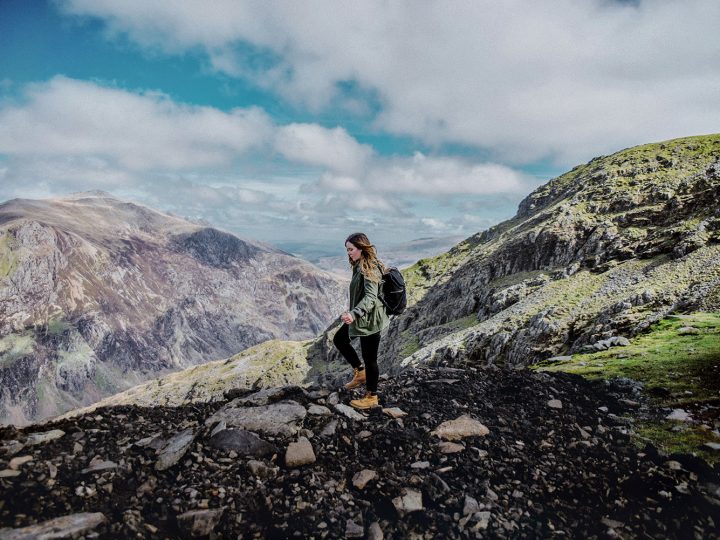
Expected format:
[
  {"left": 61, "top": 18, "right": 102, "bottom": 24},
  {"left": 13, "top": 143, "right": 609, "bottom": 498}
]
[
  {"left": 0, "top": 192, "right": 346, "bottom": 424},
  {"left": 288, "top": 235, "right": 466, "bottom": 276}
]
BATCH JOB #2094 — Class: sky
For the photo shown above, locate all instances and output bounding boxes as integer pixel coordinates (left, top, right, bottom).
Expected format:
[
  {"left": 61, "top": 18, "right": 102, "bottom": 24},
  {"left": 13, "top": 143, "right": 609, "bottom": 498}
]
[{"left": 1, "top": 1, "right": 719, "bottom": 257}]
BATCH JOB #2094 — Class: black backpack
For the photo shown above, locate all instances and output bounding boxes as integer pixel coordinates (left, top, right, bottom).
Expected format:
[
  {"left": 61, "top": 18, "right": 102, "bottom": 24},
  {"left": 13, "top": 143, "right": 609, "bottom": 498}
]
[{"left": 378, "top": 265, "right": 407, "bottom": 315}]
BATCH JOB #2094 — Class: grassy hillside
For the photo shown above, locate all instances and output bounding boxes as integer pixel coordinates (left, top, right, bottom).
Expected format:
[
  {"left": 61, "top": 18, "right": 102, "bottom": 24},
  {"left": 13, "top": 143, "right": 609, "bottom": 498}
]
[{"left": 534, "top": 313, "right": 720, "bottom": 463}]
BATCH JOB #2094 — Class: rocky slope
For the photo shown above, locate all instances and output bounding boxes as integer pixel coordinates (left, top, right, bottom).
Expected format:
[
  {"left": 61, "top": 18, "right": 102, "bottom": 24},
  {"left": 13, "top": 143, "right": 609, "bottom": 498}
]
[
  {"left": 0, "top": 192, "right": 346, "bottom": 425},
  {"left": 379, "top": 134, "right": 720, "bottom": 371},
  {"left": 2, "top": 365, "right": 718, "bottom": 539}
]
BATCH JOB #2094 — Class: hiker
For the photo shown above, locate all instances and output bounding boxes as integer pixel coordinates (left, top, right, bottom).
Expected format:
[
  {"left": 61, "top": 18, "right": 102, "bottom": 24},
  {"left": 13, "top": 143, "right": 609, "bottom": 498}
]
[{"left": 333, "top": 232, "right": 390, "bottom": 409}]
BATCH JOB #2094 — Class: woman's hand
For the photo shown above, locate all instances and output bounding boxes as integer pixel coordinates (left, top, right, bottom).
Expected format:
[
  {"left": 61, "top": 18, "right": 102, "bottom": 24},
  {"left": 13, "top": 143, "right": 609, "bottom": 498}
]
[{"left": 341, "top": 311, "right": 355, "bottom": 324}]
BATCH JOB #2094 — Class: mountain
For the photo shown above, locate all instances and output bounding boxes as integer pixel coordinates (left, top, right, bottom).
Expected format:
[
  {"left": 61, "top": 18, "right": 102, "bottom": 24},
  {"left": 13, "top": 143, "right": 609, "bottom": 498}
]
[
  {"left": 295, "top": 235, "right": 467, "bottom": 276},
  {"left": 0, "top": 192, "right": 346, "bottom": 425},
  {"left": 77, "top": 134, "right": 720, "bottom": 413}
]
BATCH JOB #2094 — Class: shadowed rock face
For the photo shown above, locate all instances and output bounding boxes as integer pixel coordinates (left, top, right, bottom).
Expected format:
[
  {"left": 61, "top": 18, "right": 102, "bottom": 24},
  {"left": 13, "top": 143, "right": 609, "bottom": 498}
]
[{"left": 0, "top": 192, "right": 347, "bottom": 425}]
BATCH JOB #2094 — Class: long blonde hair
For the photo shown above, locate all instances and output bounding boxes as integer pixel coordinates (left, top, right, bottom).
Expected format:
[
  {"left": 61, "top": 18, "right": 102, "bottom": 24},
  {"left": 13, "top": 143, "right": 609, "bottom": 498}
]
[{"left": 345, "top": 232, "right": 385, "bottom": 283}]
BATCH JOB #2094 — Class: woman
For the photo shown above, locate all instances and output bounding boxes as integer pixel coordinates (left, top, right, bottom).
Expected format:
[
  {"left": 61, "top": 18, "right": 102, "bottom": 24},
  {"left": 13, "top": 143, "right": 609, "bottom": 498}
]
[{"left": 333, "top": 232, "right": 390, "bottom": 409}]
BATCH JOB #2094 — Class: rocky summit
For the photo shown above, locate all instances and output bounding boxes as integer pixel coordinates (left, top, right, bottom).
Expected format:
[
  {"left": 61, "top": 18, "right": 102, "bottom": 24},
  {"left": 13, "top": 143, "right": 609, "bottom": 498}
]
[{"left": 1, "top": 365, "right": 718, "bottom": 539}]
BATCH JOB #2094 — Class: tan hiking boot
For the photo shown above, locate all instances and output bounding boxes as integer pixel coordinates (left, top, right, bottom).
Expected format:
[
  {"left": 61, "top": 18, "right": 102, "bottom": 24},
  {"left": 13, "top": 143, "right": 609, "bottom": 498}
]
[
  {"left": 350, "top": 392, "right": 379, "bottom": 409},
  {"left": 344, "top": 368, "right": 366, "bottom": 390}
]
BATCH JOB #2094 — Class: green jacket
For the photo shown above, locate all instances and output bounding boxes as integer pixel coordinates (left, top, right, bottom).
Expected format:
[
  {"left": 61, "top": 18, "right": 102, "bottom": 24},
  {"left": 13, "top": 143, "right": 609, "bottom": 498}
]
[{"left": 348, "top": 264, "right": 390, "bottom": 337}]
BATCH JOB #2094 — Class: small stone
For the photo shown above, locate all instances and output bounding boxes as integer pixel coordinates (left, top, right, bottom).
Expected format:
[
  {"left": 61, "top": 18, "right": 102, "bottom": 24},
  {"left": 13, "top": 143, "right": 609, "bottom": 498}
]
[
  {"left": 410, "top": 461, "right": 430, "bottom": 469},
  {"left": 438, "top": 442, "right": 465, "bottom": 454},
  {"left": 25, "top": 429, "right": 65, "bottom": 446},
  {"left": 9, "top": 456, "right": 33, "bottom": 470},
  {"left": 382, "top": 407, "right": 408, "bottom": 419},
  {"left": 327, "top": 392, "right": 340, "bottom": 405},
  {"left": 703, "top": 442, "right": 720, "bottom": 451},
  {"left": 353, "top": 469, "right": 378, "bottom": 490},
  {"left": 285, "top": 437, "right": 316, "bottom": 468},
  {"left": 476, "top": 511, "right": 491, "bottom": 530},
  {"left": 155, "top": 429, "right": 196, "bottom": 471},
  {"left": 463, "top": 495, "right": 479, "bottom": 516},
  {"left": 367, "top": 521, "right": 384, "bottom": 540},
  {"left": 430, "top": 415, "right": 489, "bottom": 441},
  {"left": 0, "top": 469, "right": 21, "bottom": 478},
  {"left": 357, "top": 430, "right": 372, "bottom": 439},
  {"left": 82, "top": 458, "right": 118, "bottom": 474},
  {"left": 176, "top": 508, "right": 225, "bottom": 537},
  {"left": 307, "top": 404, "right": 332, "bottom": 416},
  {"left": 320, "top": 419, "right": 338, "bottom": 437},
  {"left": 666, "top": 409, "right": 692, "bottom": 422},
  {"left": 247, "top": 460, "right": 277, "bottom": 479},
  {"left": 619, "top": 399, "right": 640, "bottom": 408},
  {"left": 0, "top": 512, "right": 106, "bottom": 538},
  {"left": 48, "top": 462, "right": 58, "bottom": 479},
  {"left": 675, "top": 482, "right": 690, "bottom": 495},
  {"left": 678, "top": 326, "right": 700, "bottom": 335},
  {"left": 601, "top": 517, "right": 624, "bottom": 529},
  {"left": 665, "top": 460, "right": 683, "bottom": 470},
  {"left": 334, "top": 404, "right": 367, "bottom": 421},
  {"left": 392, "top": 488, "right": 423, "bottom": 516},
  {"left": 547, "top": 400, "right": 563, "bottom": 409},
  {"left": 486, "top": 488, "right": 499, "bottom": 501},
  {"left": 345, "top": 519, "right": 364, "bottom": 538},
  {"left": 598, "top": 406, "right": 609, "bottom": 413}
]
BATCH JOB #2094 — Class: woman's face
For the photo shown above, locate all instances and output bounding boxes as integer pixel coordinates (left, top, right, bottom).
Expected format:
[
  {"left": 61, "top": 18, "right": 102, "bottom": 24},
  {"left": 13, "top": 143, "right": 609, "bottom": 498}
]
[{"left": 345, "top": 241, "right": 362, "bottom": 262}]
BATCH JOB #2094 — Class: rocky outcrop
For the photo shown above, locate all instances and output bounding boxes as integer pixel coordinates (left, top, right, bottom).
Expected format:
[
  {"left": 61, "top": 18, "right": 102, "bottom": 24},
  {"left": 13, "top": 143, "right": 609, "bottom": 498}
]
[
  {"left": 0, "top": 192, "right": 346, "bottom": 425},
  {"left": 1, "top": 366, "right": 717, "bottom": 538},
  {"left": 375, "top": 134, "right": 720, "bottom": 370}
]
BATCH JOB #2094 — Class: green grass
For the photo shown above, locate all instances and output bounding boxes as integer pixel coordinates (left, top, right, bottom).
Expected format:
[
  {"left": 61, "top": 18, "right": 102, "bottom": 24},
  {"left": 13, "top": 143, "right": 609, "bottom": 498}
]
[
  {"left": 534, "top": 312, "right": 720, "bottom": 463},
  {"left": 535, "top": 313, "right": 720, "bottom": 405}
]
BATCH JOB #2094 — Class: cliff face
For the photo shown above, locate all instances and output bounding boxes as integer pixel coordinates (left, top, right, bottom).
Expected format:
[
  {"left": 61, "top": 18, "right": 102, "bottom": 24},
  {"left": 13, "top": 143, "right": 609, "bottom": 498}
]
[
  {"left": 0, "top": 192, "right": 346, "bottom": 425},
  {"left": 377, "top": 134, "right": 720, "bottom": 371}
]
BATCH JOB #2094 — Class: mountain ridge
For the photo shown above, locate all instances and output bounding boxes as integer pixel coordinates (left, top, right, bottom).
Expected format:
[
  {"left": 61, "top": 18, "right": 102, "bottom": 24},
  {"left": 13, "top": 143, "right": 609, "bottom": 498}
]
[{"left": 0, "top": 192, "right": 347, "bottom": 425}]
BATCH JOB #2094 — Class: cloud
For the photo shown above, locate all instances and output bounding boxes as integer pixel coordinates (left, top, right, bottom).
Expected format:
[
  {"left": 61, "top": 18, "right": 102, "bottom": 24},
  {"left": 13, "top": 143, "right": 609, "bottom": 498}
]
[
  {"left": 315, "top": 152, "right": 531, "bottom": 197},
  {"left": 274, "top": 124, "right": 373, "bottom": 174},
  {"left": 58, "top": 0, "right": 720, "bottom": 165},
  {"left": 0, "top": 76, "right": 273, "bottom": 170}
]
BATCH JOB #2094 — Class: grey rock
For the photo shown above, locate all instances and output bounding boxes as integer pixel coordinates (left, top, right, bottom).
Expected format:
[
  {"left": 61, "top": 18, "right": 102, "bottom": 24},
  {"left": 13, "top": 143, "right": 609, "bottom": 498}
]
[
  {"left": 285, "top": 436, "right": 316, "bottom": 467},
  {"left": 155, "top": 428, "right": 196, "bottom": 471},
  {"left": 392, "top": 488, "right": 423, "bottom": 516},
  {"left": 410, "top": 461, "right": 430, "bottom": 469},
  {"left": 176, "top": 508, "right": 225, "bottom": 537},
  {"left": 319, "top": 419, "right": 338, "bottom": 437},
  {"left": 704, "top": 442, "right": 720, "bottom": 451},
  {"left": 208, "top": 429, "right": 277, "bottom": 457},
  {"left": 334, "top": 404, "right": 368, "bottom": 421},
  {"left": 666, "top": 409, "right": 692, "bottom": 422},
  {"left": 307, "top": 404, "right": 332, "bottom": 416},
  {"left": 352, "top": 469, "right": 378, "bottom": 490},
  {"left": 678, "top": 326, "right": 701, "bottom": 335},
  {"left": 345, "top": 519, "right": 364, "bottom": 538},
  {"left": 430, "top": 415, "right": 489, "bottom": 441},
  {"left": 81, "top": 458, "right": 118, "bottom": 474},
  {"left": 247, "top": 460, "right": 277, "bottom": 479},
  {"left": 438, "top": 441, "right": 465, "bottom": 454},
  {"left": 382, "top": 407, "right": 408, "bottom": 418},
  {"left": 8, "top": 456, "right": 32, "bottom": 470},
  {"left": 0, "top": 512, "right": 106, "bottom": 539},
  {"left": 463, "top": 495, "right": 480, "bottom": 516},
  {"left": 367, "top": 522, "right": 384, "bottom": 540},
  {"left": 205, "top": 400, "right": 307, "bottom": 436},
  {"left": 547, "top": 399, "right": 563, "bottom": 409},
  {"left": 25, "top": 430, "right": 65, "bottom": 446}
]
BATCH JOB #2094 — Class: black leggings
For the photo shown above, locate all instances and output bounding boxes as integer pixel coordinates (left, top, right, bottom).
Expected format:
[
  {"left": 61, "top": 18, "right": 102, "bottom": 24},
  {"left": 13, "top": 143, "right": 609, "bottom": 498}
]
[{"left": 332, "top": 324, "right": 381, "bottom": 392}]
